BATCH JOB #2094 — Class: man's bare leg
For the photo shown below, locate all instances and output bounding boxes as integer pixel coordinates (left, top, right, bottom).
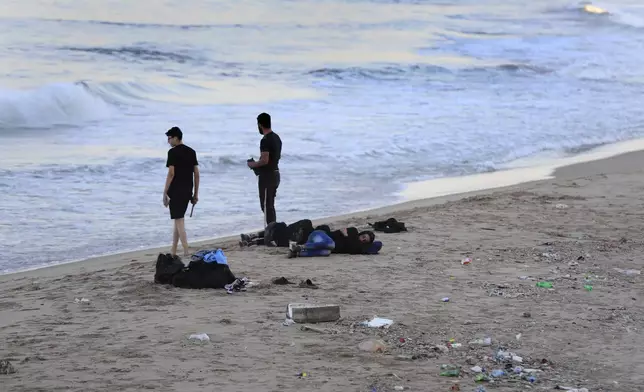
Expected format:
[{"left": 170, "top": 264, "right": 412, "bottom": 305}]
[
  {"left": 175, "top": 218, "right": 190, "bottom": 256},
  {"left": 171, "top": 221, "right": 179, "bottom": 256}
]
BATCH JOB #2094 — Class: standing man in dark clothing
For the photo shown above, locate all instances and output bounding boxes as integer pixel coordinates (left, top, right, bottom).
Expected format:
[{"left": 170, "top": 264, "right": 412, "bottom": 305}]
[
  {"left": 163, "top": 126, "right": 199, "bottom": 257},
  {"left": 247, "top": 112, "right": 282, "bottom": 226}
]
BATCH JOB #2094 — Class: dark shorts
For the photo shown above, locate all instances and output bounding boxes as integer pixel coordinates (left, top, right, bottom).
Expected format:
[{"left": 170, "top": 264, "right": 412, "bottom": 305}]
[{"left": 169, "top": 197, "right": 190, "bottom": 220}]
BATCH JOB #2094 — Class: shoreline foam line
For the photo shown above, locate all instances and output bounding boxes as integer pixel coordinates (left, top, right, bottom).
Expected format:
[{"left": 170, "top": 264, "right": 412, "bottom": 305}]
[
  {"left": 399, "top": 137, "right": 644, "bottom": 201},
  {"left": 4, "top": 137, "right": 644, "bottom": 278}
]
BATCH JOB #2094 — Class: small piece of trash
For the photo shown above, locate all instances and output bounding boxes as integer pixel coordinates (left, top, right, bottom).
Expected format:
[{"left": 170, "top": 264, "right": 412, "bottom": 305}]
[
  {"left": 188, "top": 333, "right": 210, "bottom": 342},
  {"left": 359, "top": 339, "right": 387, "bottom": 353},
  {"left": 283, "top": 318, "right": 296, "bottom": 326},
  {"left": 361, "top": 317, "right": 393, "bottom": 328},
  {"left": 555, "top": 203, "right": 569, "bottom": 209},
  {"left": 471, "top": 366, "right": 483, "bottom": 373},
  {"left": 394, "top": 387, "right": 404, "bottom": 391},
  {"left": 441, "top": 297, "right": 450, "bottom": 302},
  {"left": 74, "top": 298, "right": 90, "bottom": 304},
  {"left": 491, "top": 369, "right": 506, "bottom": 377},
  {"left": 469, "top": 337, "right": 492, "bottom": 346},
  {"left": 461, "top": 257, "right": 472, "bottom": 265},
  {"left": 555, "top": 387, "right": 589, "bottom": 392},
  {"left": 516, "top": 333, "right": 522, "bottom": 340},
  {"left": 297, "top": 371, "right": 308, "bottom": 378},
  {"left": 614, "top": 268, "right": 640, "bottom": 276}
]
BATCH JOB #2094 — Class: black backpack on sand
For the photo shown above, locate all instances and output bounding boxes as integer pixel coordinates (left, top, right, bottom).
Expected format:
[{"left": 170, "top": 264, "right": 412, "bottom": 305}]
[
  {"left": 154, "top": 253, "right": 185, "bottom": 284},
  {"left": 171, "top": 260, "right": 237, "bottom": 289}
]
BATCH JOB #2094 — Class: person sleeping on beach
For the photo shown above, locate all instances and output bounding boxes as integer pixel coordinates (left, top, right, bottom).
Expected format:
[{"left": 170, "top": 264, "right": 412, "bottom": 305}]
[
  {"left": 287, "top": 226, "right": 382, "bottom": 258},
  {"left": 239, "top": 219, "right": 314, "bottom": 247}
]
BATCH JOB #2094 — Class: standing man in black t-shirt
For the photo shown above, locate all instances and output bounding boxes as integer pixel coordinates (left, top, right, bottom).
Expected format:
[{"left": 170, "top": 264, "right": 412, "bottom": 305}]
[
  {"left": 163, "top": 126, "right": 199, "bottom": 257},
  {"left": 247, "top": 112, "right": 282, "bottom": 227}
]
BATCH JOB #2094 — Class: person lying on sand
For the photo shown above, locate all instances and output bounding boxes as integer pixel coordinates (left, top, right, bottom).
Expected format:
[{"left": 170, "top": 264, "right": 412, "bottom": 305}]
[
  {"left": 240, "top": 219, "right": 313, "bottom": 247},
  {"left": 287, "top": 226, "right": 381, "bottom": 258}
]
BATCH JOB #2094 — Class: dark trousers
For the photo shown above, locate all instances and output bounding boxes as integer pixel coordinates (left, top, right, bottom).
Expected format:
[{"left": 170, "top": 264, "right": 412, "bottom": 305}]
[{"left": 258, "top": 171, "right": 280, "bottom": 226}]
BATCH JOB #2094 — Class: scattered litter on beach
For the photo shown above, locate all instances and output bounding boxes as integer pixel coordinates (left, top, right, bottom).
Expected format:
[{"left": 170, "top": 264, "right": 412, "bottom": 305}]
[
  {"left": 359, "top": 339, "right": 388, "bottom": 353},
  {"left": 469, "top": 337, "right": 492, "bottom": 346},
  {"left": 361, "top": 317, "right": 393, "bottom": 328},
  {"left": 188, "top": 333, "right": 210, "bottom": 342},
  {"left": 439, "top": 364, "right": 460, "bottom": 377},
  {"left": 614, "top": 268, "right": 640, "bottom": 276},
  {"left": 300, "top": 325, "right": 339, "bottom": 334},
  {"left": 74, "top": 297, "right": 90, "bottom": 304}
]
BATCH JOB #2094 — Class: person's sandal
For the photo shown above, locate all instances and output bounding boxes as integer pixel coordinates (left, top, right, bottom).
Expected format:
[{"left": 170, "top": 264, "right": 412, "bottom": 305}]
[
  {"left": 272, "top": 277, "right": 293, "bottom": 285},
  {"left": 298, "top": 279, "right": 318, "bottom": 289}
]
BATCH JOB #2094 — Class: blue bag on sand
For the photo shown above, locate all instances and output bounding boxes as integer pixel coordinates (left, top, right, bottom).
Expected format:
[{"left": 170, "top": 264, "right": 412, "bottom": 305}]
[
  {"left": 213, "top": 249, "right": 227, "bottom": 265},
  {"left": 202, "top": 249, "right": 228, "bottom": 265}
]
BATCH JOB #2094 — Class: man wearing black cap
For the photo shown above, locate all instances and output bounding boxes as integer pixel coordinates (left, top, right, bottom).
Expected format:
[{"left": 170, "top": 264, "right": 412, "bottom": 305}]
[
  {"left": 164, "top": 126, "right": 199, "bottom": 256},
  {"left": 247, "top": 112, "right": 282, "bottom": 226}
]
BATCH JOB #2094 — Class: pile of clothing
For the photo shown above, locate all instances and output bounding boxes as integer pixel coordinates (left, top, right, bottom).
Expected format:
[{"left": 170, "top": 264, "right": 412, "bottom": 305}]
[
  {"left": 154, "top": 250, "right": 248, "bottom": 293},
  {"left": 368, "top": 217, "right": 407, "bottom": 233}
]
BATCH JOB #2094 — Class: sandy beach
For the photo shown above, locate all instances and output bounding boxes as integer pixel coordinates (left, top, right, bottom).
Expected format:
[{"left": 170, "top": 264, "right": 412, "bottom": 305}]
[{"left": 2, "top": 150, "right": 644, "bottom": 392}]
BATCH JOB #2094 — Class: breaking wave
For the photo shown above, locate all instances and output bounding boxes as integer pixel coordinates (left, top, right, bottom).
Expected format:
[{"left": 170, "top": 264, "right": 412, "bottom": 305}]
[
  {"left": 0, "top": 83, "right": 114, "bottom": 130},
  {"left": 0, "top": 80, "right": 218, "bottom": 129}
]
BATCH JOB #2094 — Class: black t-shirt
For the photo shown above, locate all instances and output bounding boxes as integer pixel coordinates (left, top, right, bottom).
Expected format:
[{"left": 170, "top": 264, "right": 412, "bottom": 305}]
[
  {"left": 259, "top": 131, "right": 282, "bottom": 175},
  {"left": 166, "top": 144, "right": 198, "bottom": 198}
]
